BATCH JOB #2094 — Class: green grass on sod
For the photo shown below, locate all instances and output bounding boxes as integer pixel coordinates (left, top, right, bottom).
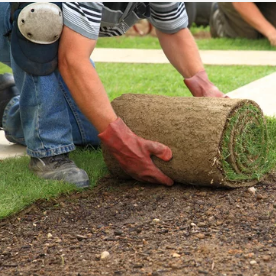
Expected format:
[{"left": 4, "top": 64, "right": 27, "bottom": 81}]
[{"left": 221, "top": 103, "right": 269, "bottom": 182}]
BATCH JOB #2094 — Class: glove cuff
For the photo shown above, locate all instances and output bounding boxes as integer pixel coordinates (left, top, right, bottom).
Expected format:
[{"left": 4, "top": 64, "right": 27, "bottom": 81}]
[{"left": 98, "top": 117, "right": 132, "bottom": 148}]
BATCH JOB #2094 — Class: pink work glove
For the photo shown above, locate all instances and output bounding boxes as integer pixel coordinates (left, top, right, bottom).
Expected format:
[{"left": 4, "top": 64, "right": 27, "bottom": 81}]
[
  {"left": 98, "top": 118, "right": 174, "bottom": 186},
  {"left": 184, "top": 70, "right": 229, "bottom": 98}
]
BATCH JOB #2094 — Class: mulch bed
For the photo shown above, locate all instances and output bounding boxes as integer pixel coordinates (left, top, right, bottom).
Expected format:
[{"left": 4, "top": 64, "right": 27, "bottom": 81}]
[{"left": 1, "top": 172, "right": 276, "bottom": 276}]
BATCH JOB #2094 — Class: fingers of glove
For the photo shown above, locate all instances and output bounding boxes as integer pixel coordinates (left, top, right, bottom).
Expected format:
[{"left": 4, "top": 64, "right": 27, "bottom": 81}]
[
  {"left": 210, "top": 86, "right": 226, "bottom": 98},
  {"left": 203, "top": 86, "right": 227, "bottom": 98},
  {"left": 212, "top": 86, "right": 229, "bottom": 98},
  {"left": 119, "top": 146, "right": 174, "bottom": 186},
  {"left": 144, "top": 140, "right": 173, "bottom": 161}
]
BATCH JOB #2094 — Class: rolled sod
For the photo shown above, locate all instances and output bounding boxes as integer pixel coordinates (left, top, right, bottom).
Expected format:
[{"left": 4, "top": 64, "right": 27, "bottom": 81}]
[{"left": 102, "top": 94, "right": 268, "bottom": 188}]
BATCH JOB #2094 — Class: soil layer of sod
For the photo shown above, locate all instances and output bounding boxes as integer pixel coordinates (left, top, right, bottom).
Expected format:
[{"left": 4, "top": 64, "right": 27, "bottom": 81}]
[
  {"left": 103, "top": 95, "right": 268, "bottom": 188},
  {"left": 1, "top": 174, "right": 276, "bottom": 275}
]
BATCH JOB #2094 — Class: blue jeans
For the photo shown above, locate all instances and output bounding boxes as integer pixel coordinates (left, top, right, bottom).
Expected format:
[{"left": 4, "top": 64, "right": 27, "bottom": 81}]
[{"left": 0, "top": 3, "right": 100, "bottom": 158}]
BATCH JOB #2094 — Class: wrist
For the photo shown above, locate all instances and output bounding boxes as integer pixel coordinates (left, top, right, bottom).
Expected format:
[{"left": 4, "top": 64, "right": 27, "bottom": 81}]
[
  {"left": 183, "top": 70, "right": 210, "bottom": 97},
  {"left": 184, "top": 69, "right": 207, "bottom": 79},
  {"left": 266, "top": 28, "right": 276, "bottom": 38},
  {"left": 264, "top": 27, "right": 276, "bottom": 39},
  {"left": 184, "top": 70, "right": 227, "bottom": 98},
  {"left": 183, "top": 68, "right": 206, "bottom": 79},
  {"left": 98, "top": 117, "right": 121, "bottom": 142}
]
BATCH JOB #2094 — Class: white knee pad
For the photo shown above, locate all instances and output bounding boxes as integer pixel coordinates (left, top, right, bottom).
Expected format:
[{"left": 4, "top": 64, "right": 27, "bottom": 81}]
[{"left": 17, "top": 2, "right": 63, "bottom": 44}]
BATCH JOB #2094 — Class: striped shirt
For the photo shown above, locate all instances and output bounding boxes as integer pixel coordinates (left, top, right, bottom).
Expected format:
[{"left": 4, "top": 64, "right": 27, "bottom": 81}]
[{"left": 62, "top": 2, "right": 188, "bottom": 40}]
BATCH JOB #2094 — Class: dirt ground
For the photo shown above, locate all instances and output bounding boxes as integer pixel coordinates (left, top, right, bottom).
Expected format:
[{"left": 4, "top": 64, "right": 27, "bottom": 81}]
[{"left": 1, "top": 171, "right": 276, "bottom": 276}]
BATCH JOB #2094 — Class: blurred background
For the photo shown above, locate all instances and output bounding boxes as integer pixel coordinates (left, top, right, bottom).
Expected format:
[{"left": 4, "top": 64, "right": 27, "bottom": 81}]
[{"left": 126, "top": 2, "right": 214, "bottom": 38}]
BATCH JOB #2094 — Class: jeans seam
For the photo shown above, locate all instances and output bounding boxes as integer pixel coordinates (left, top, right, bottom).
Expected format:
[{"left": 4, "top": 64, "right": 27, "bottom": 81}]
[
  {"left": 2, "top": 97, "right": 13, "bottom": 130},
  {"left": 31, "top": 74, "right": 45, "bottom": 150}
]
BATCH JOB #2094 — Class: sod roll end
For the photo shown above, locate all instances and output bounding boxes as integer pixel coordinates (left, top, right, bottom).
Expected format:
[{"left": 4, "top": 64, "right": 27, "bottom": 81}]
[{"left": 102, "top": 94, "right": 268, "bottom": 188}]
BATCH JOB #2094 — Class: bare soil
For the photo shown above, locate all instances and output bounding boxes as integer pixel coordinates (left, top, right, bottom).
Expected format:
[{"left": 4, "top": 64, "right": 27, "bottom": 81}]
[{"left": 1, "top": 172, "right": 276, "bottom": 276}]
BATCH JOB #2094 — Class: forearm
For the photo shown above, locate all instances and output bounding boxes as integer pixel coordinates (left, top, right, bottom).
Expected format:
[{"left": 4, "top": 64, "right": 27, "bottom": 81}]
[
  {"left": 156, "top": 28, "right": 204, "bottom": 78},
  {"left": 156, "top": 28, "right": 226, "bottom": 98},
  {"left": 232, "top": 2, "right": 275, "bottom": 38},
  {"left": 59, "top": 57, "right": 117, "bottom": 133}
]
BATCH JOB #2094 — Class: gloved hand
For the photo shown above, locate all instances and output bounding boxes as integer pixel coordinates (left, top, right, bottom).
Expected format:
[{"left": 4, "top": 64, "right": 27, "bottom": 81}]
[
  {"left": 184, "top": 70, "right": 229, "bottom": 98},
  {"left": 98, "top": 117, "right": 174, "bottom": 186}
]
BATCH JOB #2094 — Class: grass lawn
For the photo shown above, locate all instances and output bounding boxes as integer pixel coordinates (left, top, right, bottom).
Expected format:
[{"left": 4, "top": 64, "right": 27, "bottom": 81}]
[
  {"left": 0, "top": 149, "right": 107, "bottom": 219},
  {"left": 97, "top": 36, "right": 276, "bottom": 51},
  {"left": 97, "top": 25, "right": 276, "bottom": 51},
  {"left": 1, "top": 28, "right": 276, "bottom": 219}
]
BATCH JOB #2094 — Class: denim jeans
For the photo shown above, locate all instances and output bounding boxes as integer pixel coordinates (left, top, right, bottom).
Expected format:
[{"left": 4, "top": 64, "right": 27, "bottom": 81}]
[{"left": 0, "top": 3, "right": 100, "bottom": 158}]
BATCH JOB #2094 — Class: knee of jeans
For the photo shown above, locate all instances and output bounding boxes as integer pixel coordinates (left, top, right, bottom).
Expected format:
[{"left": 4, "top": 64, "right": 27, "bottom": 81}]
[{"left": 5, "top": 133, "right": 26, "bottom": 145}]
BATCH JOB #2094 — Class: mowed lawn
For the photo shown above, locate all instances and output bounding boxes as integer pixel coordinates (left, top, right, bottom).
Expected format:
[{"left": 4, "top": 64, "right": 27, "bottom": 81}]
[{"left": 1, "top": 30, "right": 276, "bottom": 219}]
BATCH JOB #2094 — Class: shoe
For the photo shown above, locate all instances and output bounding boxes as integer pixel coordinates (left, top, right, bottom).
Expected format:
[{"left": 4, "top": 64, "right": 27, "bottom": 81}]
[
  {"left": 0, "top": 73, "right": 19, "bottom": 128},
  {"left": 29, "top": 153, "right": 90, "bottom": 188}
]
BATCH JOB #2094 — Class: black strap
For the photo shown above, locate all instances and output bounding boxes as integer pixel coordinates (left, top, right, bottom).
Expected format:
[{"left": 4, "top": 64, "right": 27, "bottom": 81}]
[
  {"left": 10, "top": 2, "right": 29, "bottom": 23},
  {"left": 6, "top": 2, "right": 28, "bottom": 40},
  {"left": 10, "top": 2, "right": 20, "bottom": 23}
]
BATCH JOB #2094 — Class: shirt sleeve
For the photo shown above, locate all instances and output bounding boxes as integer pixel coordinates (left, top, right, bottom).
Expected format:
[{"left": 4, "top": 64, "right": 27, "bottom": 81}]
[
  {"left": 62, "top": 2, "right": 103, "bottom": 40},
  {"left": 148, "top": 2, "right": 188, "bottom": 34}
]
